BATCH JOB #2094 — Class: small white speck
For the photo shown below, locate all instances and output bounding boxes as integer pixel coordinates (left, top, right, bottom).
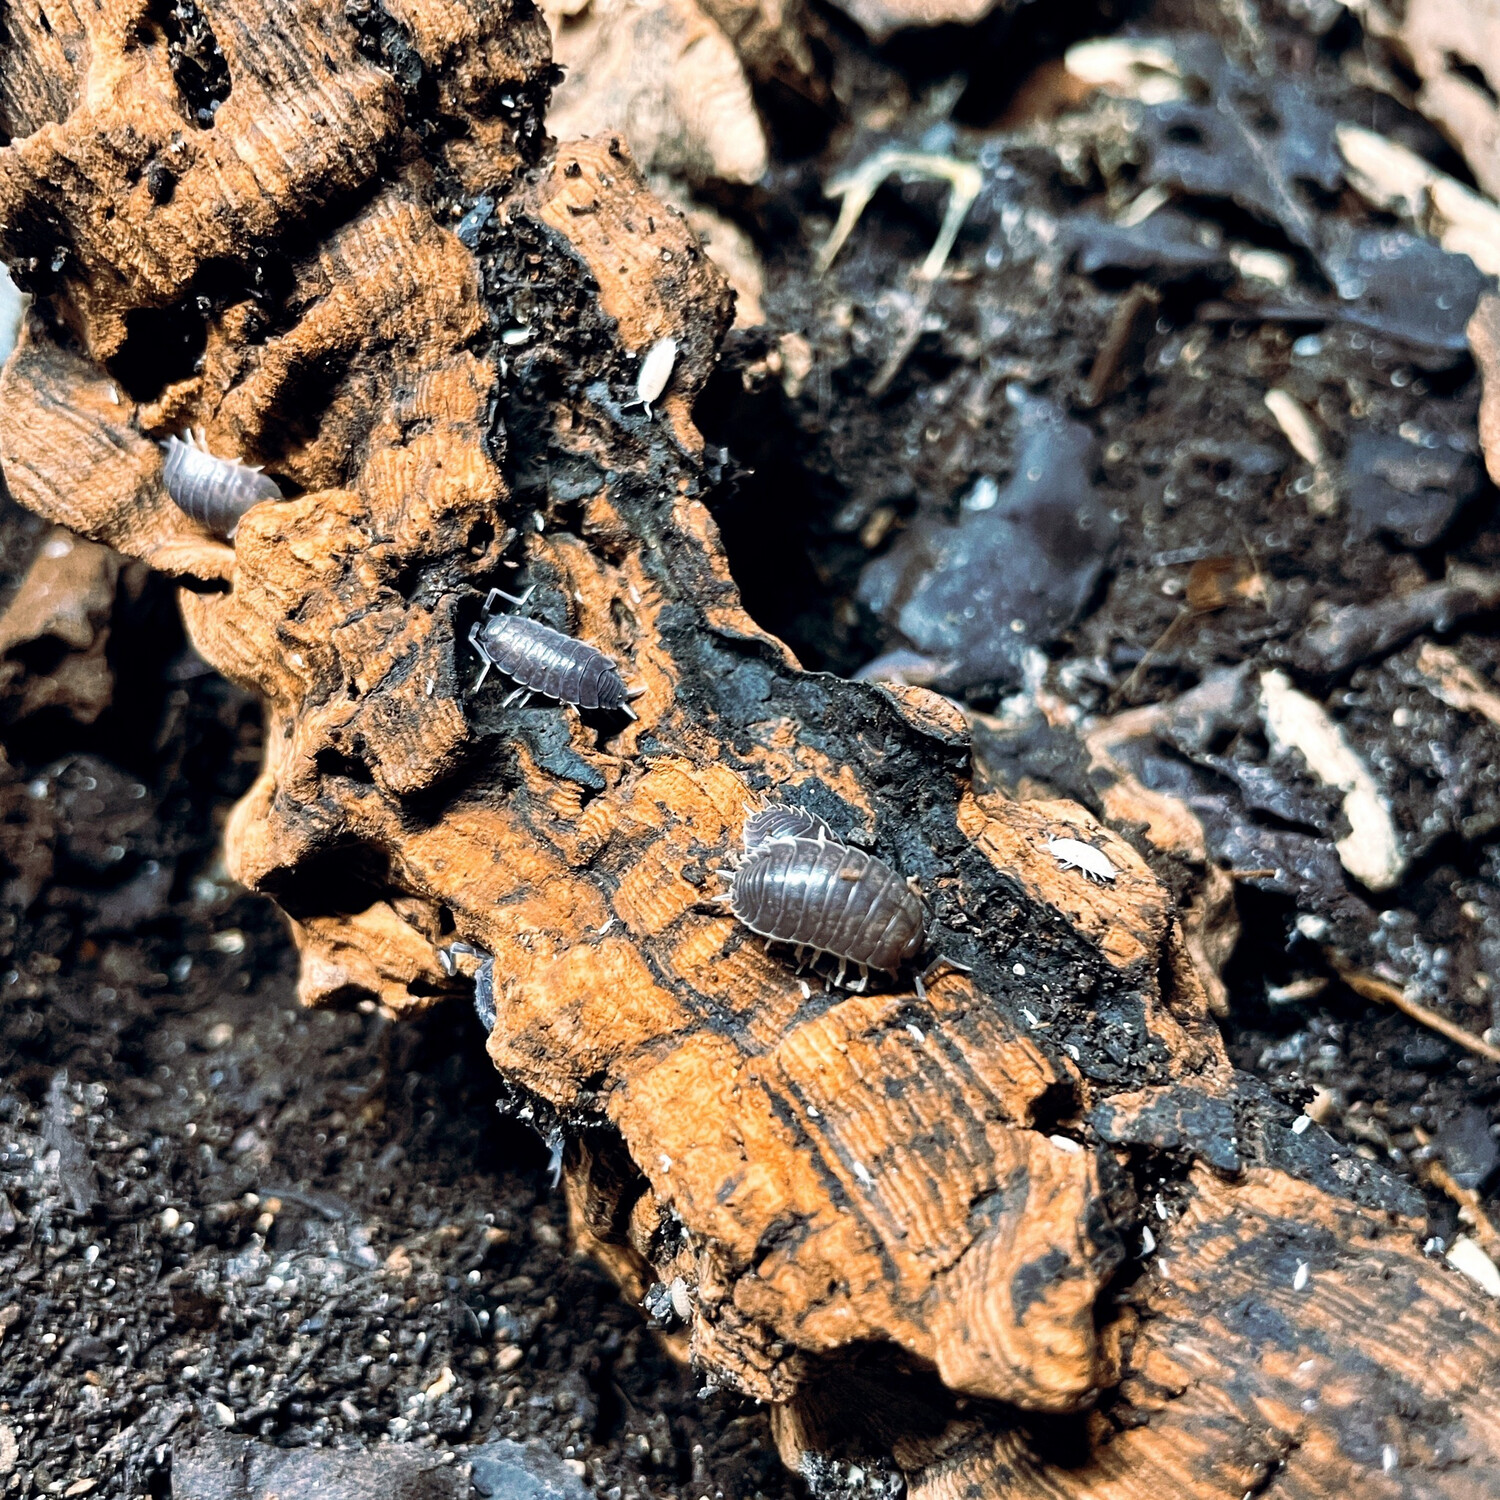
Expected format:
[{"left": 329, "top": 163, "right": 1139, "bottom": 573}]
[
  {"left": 574, "top": 590, "right": 585, "bottom": 604},
  {"left": 1013, "top": 962, "right": 1026, "bottom": 976},
  {"left": 1292, "top": 1114, "right": 1312, "bottom": 1135},
  {"left": 42, "top": 536, "right": 73, "bottom": 559},
  {"left": 532, "top": 512, "right": 545, "bottom": 532},
  {"left": 289, "top": 652, "right": 306, "bottom": 668},
  {"left": 1293, "top": 1260, "right": 1310, "bottom": 1291},
  {"left": 1022, "top": 1007, "right": 1040, "bottom": 1027},
  {"left": 1140, "top": 1226, "right": 1156, "bottom": 1255},
  {"left": 852, "top": 1160, "right": 875, "bottom": 1189},
  {"left": 597, "top": 917, "right": 617, "bottom": 935},
  {"left": 1156, "top": 1194, "right": 1167, "bottom": 1220},
  {"left": 213, "top": 1401, "right": 235, "bottom": 1427},
  {"left": 799, "top": 981, "right": 811, "bottom": 999},
  {"left": 1381, "top": 1445, "right": 1398, "bottom": 1473},
  {"left": 659, "top": 1154, "right": 672, "bottom": 1173},
  {"left": 806, "top": 1104, "right": 821, "bottom": 1119},
  {"left": 1064, "top": 1043, "right": 1080, "bottom": 1060},
  {"left": 905, "top": 1023, "right": 925, "bottom": 1043},
  {"left": 1049, "top": 1134, "right": 1082, "bottom": 1154},
  {"left": 629, "top": 584, "right": 642, "bottom": 604},
  {"left": 108, "top": 384, "right": 120, "bottom": 404},
  {"left": 424, "top": 676, "right": 435, "bottom": 697},
  {"left": 1301, "top": 1397, "right": 1318, "bottom": 1413}
]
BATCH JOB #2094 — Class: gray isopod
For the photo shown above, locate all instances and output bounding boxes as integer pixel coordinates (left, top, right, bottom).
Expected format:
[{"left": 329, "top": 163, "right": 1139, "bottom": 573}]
[
  {"left": 729, "top": 834, "right": 925, "bottom": 989},
  {"left": 161, "top": 428, "right": 282, "bottom": 538},
  {"left": 470, "top": 585, "right": 637, "bottom": 716}
]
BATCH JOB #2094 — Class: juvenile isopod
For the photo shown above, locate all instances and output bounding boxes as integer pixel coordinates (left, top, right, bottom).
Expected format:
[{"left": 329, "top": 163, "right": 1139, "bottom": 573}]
[
  {"left": 742, "top": 803, "right": 833, "bottom": 852},
  {"left": 728, "top": 834, "right": 925, "bottom": 991},
  {"left": 161, "top": 428, "right": 282, "bottom": 538},
  {"left": 469, "top": 585, "right": 639, "bottom": 717},
  {"left": 633, "top": 336, "right": 677, "bottom": 418},
  {"left": 1045, "top": 835, "right": 1117, "bottom": 884}
]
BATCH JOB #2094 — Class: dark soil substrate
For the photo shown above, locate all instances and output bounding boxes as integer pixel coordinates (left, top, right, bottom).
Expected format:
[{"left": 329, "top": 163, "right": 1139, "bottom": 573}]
[{"left": 4, "top": 0, "right": 1500, "bottom": 1492}]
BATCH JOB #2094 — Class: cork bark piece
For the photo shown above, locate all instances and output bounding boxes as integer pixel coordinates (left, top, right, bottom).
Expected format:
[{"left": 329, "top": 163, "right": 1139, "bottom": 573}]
[{"left": 0, "top": 1, "right": 1496, "bottom": 1492}]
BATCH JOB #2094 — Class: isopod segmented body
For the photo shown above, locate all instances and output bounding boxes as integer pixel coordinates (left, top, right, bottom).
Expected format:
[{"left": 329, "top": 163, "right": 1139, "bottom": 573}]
[
  {"left": 161, "top": 428, "right": 282, "bottom": 538},
  {"left": 730, "top": 835, "right": 925, "bottom": 988},
  {"left": 742, "top": 804, "right": 832, "bottom": 852},
  {"left": 470, "top": 586, "right": 636, "bottom": 716},
  {"left": 1045, "top": 836, "right": 1117, "bottom": 885}
]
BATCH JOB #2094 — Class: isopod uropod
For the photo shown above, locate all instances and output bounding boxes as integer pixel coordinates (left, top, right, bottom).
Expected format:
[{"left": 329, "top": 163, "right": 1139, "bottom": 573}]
[
  {"left": 161, "top": 428, "right": 282, "bottom": 538},
  {"left": 1045, "top": 836, "right": 1117, "bottom": 884},
  {"left": 469, "top": 585, "right": 638, "bottom": 718},
  {"left": 729, "top": 833, "right": 925, "bottom": 991}
]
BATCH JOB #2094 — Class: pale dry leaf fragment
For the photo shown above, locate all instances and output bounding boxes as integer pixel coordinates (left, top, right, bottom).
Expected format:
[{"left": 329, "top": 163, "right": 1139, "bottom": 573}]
[
  {"left": 1337, "top": 124, "right": 1500, "bottom": 276},
  {"left": 825, "top": 0, "right": 1010, "bottom": 44},
  {"left": 1265, "top": 388, "right": 1339, "bottom": 517},
  {"left": 1470, "top": 293, "right": 1500, "bottom": 487},
  {"left": 1347, "top": 0, "right": 1500, "bottom": 199},
  {"left": 1447, "top": 1236, "right": 1500, "bottom": 1298},
  {"left": 1259, "top": 669, "right": 1405, "bottom": 891},
  {"left": 545, "top": 0, "right": 767, "bottom": 185}
]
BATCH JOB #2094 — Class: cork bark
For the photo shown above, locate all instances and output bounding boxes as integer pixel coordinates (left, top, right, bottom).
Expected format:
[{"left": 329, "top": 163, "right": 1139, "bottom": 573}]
[{"left": 1, "top": 2, "right": 1497, "bottom": 1493}]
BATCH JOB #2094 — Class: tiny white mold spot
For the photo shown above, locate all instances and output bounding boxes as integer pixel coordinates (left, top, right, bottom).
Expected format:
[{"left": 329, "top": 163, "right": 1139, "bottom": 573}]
[
  {"left": 1045, "top": 836, "right": 1118, "bottom": 884},
  {"left": 852, "top": 1160, "right": 875, "bottom": 1189},
  {"left": 1048, "top": 1134, "right": 1082, "bottom": 1155},
  {"left": 635, "top": 336, "right": 678, "bottom": 417},
  {"left": 1140, "top": 1226, "right": 1156, "bottom": 1255},
  {"left": 1293, "top": 1260, "right": 1310, "bottom": 1291},
  {"left": 1292, "top": 1114, "right": 1313, "bottom": 1135}
]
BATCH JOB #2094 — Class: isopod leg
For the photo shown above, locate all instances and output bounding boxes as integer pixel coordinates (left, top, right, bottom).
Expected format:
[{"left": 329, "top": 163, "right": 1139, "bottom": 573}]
[
  {"left": 850, "top": 965, "right": 868, "bottom": 993},
  {"left": 468, "top": 625, "right": 493, "bottom": 690},
  {"left": 835, "top": 958, "right": 848, "bottom": 988},
  {"left": 485, "top": 583, "right": 536, "bottom": 613}
]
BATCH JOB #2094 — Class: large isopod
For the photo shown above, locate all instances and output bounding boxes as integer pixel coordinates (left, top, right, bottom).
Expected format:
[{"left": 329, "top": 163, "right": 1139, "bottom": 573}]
[
  {"left": 729, "top": 835, "right": 925, "bottom": 989},
  {"left": 161, "top": 428, "right": 282, "bottom": 538},
  {"left": 469, "top": 585, "right": 637, "bottom": 717}
]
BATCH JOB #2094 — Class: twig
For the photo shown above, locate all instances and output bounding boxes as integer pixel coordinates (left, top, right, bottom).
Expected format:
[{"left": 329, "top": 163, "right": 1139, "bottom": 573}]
[
  {"left": 1082, "top": 283, "right": 1160, "bottom": 407},
  {"left": 1413, "top": 1131, "right": 1500, "bottom": 1265},
  {"left": 1329, "top": 959, "right": 1500, "bottom": 1065}
]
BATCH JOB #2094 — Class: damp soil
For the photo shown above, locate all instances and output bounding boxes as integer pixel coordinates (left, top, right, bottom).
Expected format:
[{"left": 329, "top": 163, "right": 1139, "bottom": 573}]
[{"left": 4, "top": 0, "right": 1500, "bottom": 1492}]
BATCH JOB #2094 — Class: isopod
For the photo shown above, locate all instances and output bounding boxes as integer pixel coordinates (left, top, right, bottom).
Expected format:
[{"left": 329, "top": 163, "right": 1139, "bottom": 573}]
[
  {"left": 439, "top": 941, "right": 496, "bottom": 1031},
  {"left": 634, "top": 336, "right": 677, "bottom": 417},
  {"left": 161, "top": 428, "right": 282, "bottom": 538},
  {"left": 1045, "top": 836, "right": 1117, "bottom": 884},
  {"left": 729, "top": 835, "right": 925, "bottom": 990},
  {"left": 469, "top": 585, "right": 638, "bottom": 717},
  {"left": 742, "top": 803, "right": 833, "bottom": 852}
]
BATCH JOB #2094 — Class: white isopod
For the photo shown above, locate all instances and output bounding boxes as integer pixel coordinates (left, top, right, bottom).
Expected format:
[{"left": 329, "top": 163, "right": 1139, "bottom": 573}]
[
  {"left": 634, "top": 336, "right": 677, "bottom": 417},
  {"left": 1045, "top": 836, "right": 1117, "bottom": 884}
]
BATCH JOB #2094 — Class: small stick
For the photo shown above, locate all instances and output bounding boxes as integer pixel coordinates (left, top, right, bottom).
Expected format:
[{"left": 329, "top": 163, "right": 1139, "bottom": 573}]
[
  {"left": 1330, "top": 959, "right": 1500, "bottom": 1065},
  {"left": 1081, "top": 283, "right": 1160, "bottom": 408},
  {"left": 1413, "top": 1130, "right": 1500, "bottom": 1265}
]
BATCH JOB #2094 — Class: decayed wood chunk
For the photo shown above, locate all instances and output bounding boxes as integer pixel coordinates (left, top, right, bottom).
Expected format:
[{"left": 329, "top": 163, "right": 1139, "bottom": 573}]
[{"left": 0, "top": 1, "right": 1497, "bottom": 1493}]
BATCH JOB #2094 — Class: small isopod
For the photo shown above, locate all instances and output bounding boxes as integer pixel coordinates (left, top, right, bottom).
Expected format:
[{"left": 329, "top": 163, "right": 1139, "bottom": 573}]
[
  {"left": 469, "top": 584, "right": 639, "bottom": 717},
  {"left": 729, "top": 834, "right": 925, "bottom": 991},
  {"left": 742, "top": 803, "right": 833, "bottom": 852},
  {"left": 161, "top": 428, "right": 282, "bottom": 538},
  {"left": 634, "top": 336, "right": 677, "bottom": 418},
  {"left": 439, "top": 941, "right": 496, "bottom": 1031},
  {"left": 1045, "top": 836, "right": 1117, "bottom": 884}
]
